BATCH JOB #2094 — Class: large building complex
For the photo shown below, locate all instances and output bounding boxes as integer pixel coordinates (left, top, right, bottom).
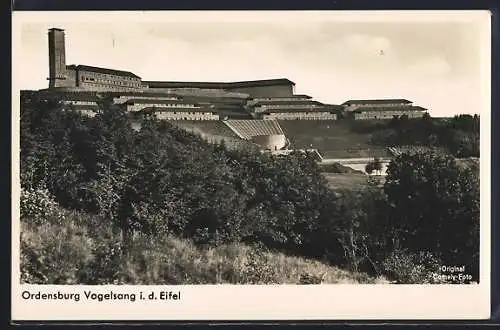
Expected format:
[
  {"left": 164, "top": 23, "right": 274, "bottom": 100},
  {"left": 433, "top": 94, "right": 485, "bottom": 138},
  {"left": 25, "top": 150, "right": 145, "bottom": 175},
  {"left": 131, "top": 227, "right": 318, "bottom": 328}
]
[
  {"left": 43, "top": 28, "right": 346, "bottom": 122},
  {"left": 35, "top": 27, "right": 429, "bottom": 153}
]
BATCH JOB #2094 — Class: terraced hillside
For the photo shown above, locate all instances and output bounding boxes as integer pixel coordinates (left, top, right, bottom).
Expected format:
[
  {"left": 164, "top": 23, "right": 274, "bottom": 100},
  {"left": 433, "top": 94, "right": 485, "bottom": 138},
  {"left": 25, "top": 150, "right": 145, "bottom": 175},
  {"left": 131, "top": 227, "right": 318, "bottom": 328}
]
[
  {"left": 278, "top": 120, "right": 389, "bottom": 159},
  {"left": 168, "top": 120, "right": 240, "bottom": 139},
  {"left": 224, "top": 120, "right": 284, "bottom": 139},
  {"left": 168, "top": 120, "right": 261, "bottom": 151}
]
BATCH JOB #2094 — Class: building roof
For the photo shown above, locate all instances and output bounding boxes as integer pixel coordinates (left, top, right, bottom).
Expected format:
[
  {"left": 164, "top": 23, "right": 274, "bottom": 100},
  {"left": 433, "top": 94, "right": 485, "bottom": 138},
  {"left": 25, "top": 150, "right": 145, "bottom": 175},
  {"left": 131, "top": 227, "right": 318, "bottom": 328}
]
[
  {"left": 254, "top": 100, "right": 322, "bottom": 106},
  {"left": 353, "top": 106, "right": 427, "bottom": 113},
  {"left": 342, "top": 99, "right": 412, "bottom": 105},
  {"left": 66, "top": 64, "right": 141, "bottom": 79},
  {"left": 143, "top": 78, "right": 295, "bottom": 90},
  {"left": 262, "top": 107, "right": 338, "bottom": 113},
  {"left": 48, "top": 28, "right": 64, "bottom": 32},
  {"left": 226, "top": 79, "right": 295, "bottom": 88},
  {"left": 252, "top": 94, "right": 312, "bottom": 100},
  {"left": 59, "top": 94, "right": 100, "bottom": 102},
  {"left": 106, "top": 91, "right": 180, "bottom": 98},
  {"left": 124, "top": 99, "right": 197, "bottom": 105},
  {"left": 139, "top": 107, "right": 215, "bottom": 113},
  {"left": 63, "top": 104, "right": 100, "bottom": 110}
]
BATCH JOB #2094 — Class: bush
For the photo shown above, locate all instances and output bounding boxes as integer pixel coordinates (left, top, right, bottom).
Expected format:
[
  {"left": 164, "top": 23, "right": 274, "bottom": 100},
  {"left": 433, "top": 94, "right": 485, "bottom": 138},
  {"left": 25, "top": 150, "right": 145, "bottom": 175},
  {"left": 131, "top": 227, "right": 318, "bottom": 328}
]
[
  {"left": 240, "top": 248, "right": 280, "bottom": 284},
  {"left": 381, "top": 249, "right": 442, "bottom": 284},
  {"left": 20, "top": 221, "right": 94, "bottom": 284},
  {"left": 20, "top": 187, "right": 64, "bottom": 225}
]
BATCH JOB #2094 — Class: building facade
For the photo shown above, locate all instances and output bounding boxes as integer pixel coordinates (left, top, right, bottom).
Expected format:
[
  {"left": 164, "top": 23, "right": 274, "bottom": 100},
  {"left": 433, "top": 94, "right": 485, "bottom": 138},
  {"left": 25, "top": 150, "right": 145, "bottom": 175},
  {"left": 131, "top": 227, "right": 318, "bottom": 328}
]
[
  {"left": 342, "top": 99, "right": 413, "bottom": 111},
  {"left": 250, "top": 98, "right": 341, "bottom": 120},
  {"left": 262, "top": 111, "right": 337, "bottom": 120},
  {"left": 342, "top": 99, "right": 427, "bottom": 120},
  {"left": 351, "top": 108, "right": 426, "bottom": 120},
  {"left": 142, "top": 107, "right": 220, "bottom": 120},
  {"left": 123, "top": 99, "right": 200, "bottom": 112},
  {"left": 67, "top": 65, "right": 142, "bottom": 92}
]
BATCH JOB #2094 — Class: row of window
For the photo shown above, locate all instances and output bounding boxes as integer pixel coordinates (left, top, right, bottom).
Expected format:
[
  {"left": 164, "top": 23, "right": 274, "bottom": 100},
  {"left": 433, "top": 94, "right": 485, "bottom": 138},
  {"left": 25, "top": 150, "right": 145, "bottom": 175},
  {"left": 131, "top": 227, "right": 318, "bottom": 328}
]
[
  {"left": 265, "top": 112, "right": 334, "bottom": 116},
  {"left": 346, "top": 103, "right": 412, "bottom": 108},
  {"left": 263, "top": 115, "right": 337, "bottom": 120},
  {"left": 355, "top": 110, "right": 424, "bottom": 115},
  {"left": 156, "top": 114, "right": 219, "bottom": 119},
  {"left": 81, "top": 77, "right": 141, "bottom": 87},
  {"left": 256, "top": 104, "right": 323, "bottom": 109},
  {"left": 164, "top": 112, "right": 214, "bottom": 115},
  {"left": 84, "top": 73, "right": 139, "bottom": 81},
  {"left": 62, "top": 100, "right": 97, "bottom": 105},
  {"left": 354, "top": 113, "right": 424, "bottom": 119},
  {"left": 128, "top": 103, "right": 198, "bottom": 108},
  {"left": 117, "top": 96, "right": 179, "bottom": 101},
  {"left": 253, "top": 98, "right": 310, "bottom": 102}
]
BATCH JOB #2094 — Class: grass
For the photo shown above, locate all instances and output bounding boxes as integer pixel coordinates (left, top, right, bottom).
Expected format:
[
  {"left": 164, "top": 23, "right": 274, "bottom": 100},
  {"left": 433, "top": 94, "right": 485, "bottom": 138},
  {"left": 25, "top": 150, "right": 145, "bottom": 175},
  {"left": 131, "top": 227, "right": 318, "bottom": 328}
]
[
  {"left": 278, "top": 120, "right": 382, "bottom": 158},
  {"left": 321, "top": 173, "right": 371, "bottom": 191},
  {"left": 20, "top": 215, "right": 386, "bottom": 285}
]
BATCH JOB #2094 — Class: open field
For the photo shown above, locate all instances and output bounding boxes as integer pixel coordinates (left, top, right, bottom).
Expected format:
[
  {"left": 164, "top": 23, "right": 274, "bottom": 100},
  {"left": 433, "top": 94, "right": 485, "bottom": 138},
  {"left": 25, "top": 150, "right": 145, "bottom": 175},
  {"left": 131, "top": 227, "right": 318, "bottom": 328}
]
[{"left": 321, "top": 173, "right": 371, "bottom": 190}]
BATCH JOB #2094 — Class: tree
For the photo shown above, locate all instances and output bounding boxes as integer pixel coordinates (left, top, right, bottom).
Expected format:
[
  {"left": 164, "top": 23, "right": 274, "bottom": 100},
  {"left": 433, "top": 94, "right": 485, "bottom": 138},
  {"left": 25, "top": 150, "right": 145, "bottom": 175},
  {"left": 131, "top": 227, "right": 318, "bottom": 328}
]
[
  {"left": 365, "top": 158, "right": 382, "bottom": 175},
  {"left": 383, "top": 150, "right": 479, "bottom": 280}
]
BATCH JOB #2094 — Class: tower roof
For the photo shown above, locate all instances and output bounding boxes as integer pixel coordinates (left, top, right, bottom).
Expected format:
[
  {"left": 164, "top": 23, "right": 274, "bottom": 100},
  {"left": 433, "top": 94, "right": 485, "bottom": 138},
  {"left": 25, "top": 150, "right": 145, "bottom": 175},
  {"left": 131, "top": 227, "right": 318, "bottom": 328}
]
[{"left": 48, "top": 28, "right": 65, "bottom": 32}]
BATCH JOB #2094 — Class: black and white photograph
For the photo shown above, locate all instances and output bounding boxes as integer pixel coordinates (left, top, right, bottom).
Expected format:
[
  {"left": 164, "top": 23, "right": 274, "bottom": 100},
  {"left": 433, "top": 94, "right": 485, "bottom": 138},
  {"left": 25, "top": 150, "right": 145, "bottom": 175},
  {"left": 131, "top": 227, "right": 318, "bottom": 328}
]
[{"left": 12, "top": 10, "right": 491, "bottom": 320}]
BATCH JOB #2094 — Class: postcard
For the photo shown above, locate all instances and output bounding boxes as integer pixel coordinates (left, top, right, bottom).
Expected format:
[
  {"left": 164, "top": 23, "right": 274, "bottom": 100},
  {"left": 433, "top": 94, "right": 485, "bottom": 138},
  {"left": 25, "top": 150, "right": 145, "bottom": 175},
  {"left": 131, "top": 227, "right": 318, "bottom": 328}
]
[{"left": 12, "top": 10, "right": 491, "bottom": 321}]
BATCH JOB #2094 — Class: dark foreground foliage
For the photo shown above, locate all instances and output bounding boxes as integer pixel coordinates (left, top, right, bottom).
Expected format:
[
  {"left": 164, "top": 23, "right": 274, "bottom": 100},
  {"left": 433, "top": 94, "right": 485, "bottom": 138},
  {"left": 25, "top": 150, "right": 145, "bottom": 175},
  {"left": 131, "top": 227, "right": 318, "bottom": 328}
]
[{"left": 20, "top": 95, "right": 480, "bottom": 283}]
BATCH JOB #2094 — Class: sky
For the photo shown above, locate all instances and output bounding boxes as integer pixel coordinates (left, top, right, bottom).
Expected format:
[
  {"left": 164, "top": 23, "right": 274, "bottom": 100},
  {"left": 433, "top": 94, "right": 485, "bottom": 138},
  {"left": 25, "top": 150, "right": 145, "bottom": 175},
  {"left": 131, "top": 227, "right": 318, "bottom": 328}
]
[{"left": 13, "top": 11, "right": 490, "bottom": 117}]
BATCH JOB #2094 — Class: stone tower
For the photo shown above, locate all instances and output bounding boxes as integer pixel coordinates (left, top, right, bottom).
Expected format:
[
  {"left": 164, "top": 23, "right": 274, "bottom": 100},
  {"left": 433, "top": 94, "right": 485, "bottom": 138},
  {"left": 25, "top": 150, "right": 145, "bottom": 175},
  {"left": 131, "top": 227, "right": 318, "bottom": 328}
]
[{"left": 47, "top": 28, "right": 67, "bottom": 88}]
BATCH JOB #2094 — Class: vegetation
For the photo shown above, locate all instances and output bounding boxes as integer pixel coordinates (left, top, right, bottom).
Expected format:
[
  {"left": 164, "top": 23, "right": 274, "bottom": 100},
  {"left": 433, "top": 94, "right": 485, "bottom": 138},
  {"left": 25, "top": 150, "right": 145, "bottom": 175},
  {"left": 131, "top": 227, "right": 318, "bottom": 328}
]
[
  {"left": 19, "top": 93, "right": 480, "bottom": 284},
  {"left": 349, "top": 113, "right": 480, "bottom": 158},
  {"left": 319, "top": 162, "right": 365, "bottom": 174},
  {"left": 365, "top": 158, "right": 383, "bottom": 175},
  {"left": 20, "top": 201, "right": 384, "bottom": 285}
]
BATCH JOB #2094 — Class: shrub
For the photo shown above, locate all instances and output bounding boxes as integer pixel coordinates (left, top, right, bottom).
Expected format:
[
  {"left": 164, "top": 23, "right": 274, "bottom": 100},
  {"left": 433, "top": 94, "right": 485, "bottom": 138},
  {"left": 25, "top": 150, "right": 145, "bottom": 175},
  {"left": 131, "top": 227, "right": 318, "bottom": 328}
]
[
  {"left": 381, "top": 249, "right": 442, "bottom": 284},
  {"left": 240, "top": 248, "right": 280, "bottom": 284},
  {"left": 20, "top": 187, "right": 64, "bottom": 225},
  {"left": 20, "top": 220, "right": 94, "bottom": 284}
]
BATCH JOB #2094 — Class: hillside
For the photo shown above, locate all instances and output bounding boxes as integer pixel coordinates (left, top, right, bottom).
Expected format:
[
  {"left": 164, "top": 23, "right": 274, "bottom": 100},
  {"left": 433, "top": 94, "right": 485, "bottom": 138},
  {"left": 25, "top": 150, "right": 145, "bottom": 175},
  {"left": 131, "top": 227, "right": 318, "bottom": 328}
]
[
  {"left": 167, "top": 120, "right": 240, "bottom": 138},
  {"left": 20, "top": 98, "right": 480, "bottom": 285},
  {"left": 21, "top": 214, "right": 385, "bottom": 285},
  {"left": 167, "top": 120, "right": 261, "bottom": 151},
  {"left": 278, "top": 120, "right": 389, "bottom": 158}
]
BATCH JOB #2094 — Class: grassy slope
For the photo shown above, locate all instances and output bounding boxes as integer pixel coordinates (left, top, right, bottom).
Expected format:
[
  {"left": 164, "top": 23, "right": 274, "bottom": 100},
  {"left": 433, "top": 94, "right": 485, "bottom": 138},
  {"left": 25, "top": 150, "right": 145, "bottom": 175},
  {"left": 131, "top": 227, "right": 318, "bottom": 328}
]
[
  {"left": 278, "top": 120, "right": 388, "bottom": 158},
  {"left": 167, "top": 120, "right": 240, "bottom": 138},
  {"left": 321, "top": 173, "right": 371, "bottom": 191},
  {"left": 21, "top": 217, "right": 386, "bottom": 285},
  {"left": 169, "top": 120, "right": 392, "bottom": 159}
]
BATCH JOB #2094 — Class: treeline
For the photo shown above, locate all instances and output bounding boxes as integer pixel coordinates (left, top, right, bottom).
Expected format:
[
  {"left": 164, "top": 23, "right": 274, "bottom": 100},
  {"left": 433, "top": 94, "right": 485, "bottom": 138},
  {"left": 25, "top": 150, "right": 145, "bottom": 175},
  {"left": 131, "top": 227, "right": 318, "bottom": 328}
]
[
  {"left": 349, "top": 113, "right": 480, "bottom": 157},
  {"left": 20, "top": 95, "right": 479, "bottom": 283}
]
